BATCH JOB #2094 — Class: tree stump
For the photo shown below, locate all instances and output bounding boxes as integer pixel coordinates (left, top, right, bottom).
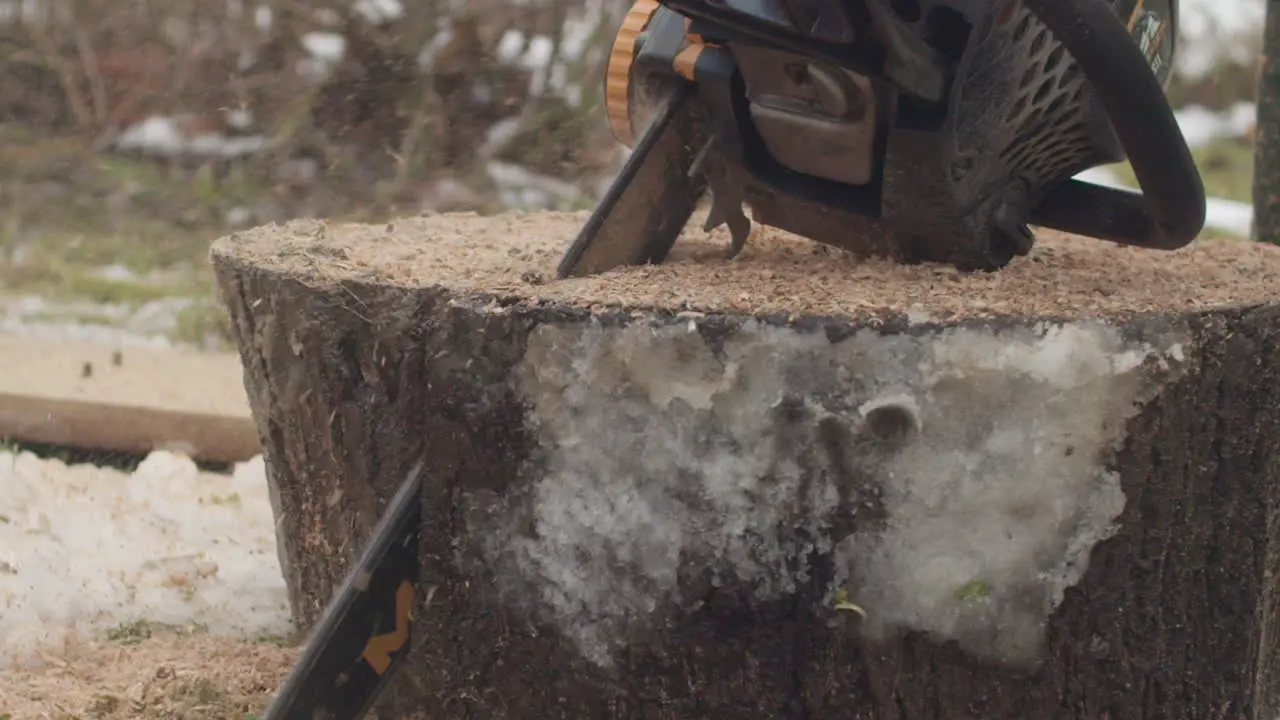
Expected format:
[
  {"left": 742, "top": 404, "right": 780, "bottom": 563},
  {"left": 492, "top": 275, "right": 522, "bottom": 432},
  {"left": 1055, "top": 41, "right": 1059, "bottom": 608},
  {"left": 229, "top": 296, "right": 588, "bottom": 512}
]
[{"left": 212, "top": 212, "right": 1280, "bottom": 719}]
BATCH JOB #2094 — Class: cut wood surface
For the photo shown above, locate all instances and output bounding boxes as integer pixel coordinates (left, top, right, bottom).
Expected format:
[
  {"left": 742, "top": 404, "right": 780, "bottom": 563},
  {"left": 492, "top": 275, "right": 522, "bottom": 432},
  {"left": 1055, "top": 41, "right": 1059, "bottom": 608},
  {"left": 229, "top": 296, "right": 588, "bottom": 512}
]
[
  {"left": 214, "top": 211, "right": 1280, "bottom": 719},
  {"left": 221, "top": 211, "right": 1280, "bottom": 318},
  {"left": 0, "top": 336, "right": 258, "bottom": 462}
]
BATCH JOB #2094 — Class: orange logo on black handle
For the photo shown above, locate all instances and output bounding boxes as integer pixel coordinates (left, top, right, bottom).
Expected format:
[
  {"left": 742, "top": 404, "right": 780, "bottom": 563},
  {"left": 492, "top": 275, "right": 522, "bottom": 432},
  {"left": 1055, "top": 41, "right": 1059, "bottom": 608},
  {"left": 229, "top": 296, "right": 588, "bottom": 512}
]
[{"left": 361, "top": 580, "right": 414, "bottom": 674}]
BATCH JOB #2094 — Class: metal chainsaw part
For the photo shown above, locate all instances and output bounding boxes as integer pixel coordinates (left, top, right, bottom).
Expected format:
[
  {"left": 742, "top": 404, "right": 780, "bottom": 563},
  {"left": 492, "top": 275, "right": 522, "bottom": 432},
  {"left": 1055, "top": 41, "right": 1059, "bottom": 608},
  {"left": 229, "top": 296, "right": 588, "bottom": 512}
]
[
  {"left": 557, "top": 82, "right": 709, "bottom": 278},
  {"left": 736, "top": 45, "right": 879, "bottom": 187},
  {"left": 261, "top": 461, "right": 424, "bottom": 720},
  {"left": 560, "top": 0, "right": 1204, "bottom": 276}
]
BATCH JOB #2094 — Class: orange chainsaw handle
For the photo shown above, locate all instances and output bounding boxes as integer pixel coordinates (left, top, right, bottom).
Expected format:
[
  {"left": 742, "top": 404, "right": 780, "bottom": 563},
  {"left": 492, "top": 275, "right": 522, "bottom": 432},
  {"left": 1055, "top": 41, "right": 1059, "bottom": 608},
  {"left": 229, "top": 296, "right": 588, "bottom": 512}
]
[{"left": 1022, "top": 0, "right": 1207, "bottom": 249}]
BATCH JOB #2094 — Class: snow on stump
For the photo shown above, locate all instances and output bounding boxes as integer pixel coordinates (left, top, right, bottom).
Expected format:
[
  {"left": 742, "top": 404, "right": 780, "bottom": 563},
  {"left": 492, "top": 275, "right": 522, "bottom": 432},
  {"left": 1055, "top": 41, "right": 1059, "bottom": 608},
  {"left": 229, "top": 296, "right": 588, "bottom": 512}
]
[{"left": 211, "top": 212, "right": 1280, "bottom": 719}]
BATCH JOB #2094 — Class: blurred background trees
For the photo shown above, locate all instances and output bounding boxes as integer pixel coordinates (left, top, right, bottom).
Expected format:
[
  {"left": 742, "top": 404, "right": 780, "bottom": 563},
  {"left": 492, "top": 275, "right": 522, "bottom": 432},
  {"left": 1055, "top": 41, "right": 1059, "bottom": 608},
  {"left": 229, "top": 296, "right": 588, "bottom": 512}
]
[{"left": 0, "top": 0, "right": 629, "bottom": 237}]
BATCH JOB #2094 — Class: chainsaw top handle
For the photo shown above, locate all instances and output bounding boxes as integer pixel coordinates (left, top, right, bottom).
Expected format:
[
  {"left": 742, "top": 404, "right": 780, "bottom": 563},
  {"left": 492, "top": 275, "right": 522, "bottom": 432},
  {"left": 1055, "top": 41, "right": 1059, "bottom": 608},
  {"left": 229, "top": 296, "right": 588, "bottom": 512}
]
[{"left": 1021, "top": 0, "right": 1206, "bottom": 250}]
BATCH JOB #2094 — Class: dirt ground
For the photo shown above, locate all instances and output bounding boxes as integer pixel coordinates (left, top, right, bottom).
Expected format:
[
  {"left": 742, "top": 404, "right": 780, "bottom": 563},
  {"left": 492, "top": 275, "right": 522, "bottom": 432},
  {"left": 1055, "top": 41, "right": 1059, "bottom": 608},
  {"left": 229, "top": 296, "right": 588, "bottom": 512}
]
[{"left": 0, "top": 631, "right": 298, "bottom": 719}]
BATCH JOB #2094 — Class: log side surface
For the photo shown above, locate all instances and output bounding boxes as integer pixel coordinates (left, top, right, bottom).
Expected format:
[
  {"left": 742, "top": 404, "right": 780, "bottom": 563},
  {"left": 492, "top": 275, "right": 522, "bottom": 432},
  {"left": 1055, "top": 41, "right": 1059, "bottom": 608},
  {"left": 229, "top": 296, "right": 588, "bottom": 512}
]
[{"left": 213, "top": 212, "right": 1280, "bottom": 719}]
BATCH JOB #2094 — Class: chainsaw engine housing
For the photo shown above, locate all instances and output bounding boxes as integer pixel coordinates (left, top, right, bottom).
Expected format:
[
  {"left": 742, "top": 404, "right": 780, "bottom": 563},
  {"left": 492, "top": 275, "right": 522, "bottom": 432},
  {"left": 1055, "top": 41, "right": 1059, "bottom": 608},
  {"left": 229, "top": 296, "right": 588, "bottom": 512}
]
[{"left": 567, "top": 0, "right": 1201, "bottom": 275}]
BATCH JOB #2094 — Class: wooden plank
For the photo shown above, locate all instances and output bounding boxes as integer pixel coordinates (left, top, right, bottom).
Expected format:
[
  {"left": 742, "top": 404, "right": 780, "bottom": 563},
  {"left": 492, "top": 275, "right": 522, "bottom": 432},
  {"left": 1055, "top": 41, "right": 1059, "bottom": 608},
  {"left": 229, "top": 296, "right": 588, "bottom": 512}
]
[{"left": 0, "top": 336, "right": 259, "bottom": 463}]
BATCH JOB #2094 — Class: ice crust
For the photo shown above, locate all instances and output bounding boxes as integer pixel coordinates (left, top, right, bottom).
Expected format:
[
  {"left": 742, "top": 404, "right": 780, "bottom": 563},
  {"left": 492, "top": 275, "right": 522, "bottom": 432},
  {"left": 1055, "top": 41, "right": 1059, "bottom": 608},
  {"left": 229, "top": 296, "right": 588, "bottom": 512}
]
[
  {"left": 0, "top": 451, "right": 292, "bottom": 670},
  {"left": 478, "top": 318, "right": 1186, "bottom": 668}
]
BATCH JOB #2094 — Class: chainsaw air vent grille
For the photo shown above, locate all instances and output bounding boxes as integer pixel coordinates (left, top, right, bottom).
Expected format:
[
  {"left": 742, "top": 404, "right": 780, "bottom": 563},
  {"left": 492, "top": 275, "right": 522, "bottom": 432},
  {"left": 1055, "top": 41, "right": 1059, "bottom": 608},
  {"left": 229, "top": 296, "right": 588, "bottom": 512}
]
[{"left": 984, "top": 0, "right": 1121, "bottom": 187}]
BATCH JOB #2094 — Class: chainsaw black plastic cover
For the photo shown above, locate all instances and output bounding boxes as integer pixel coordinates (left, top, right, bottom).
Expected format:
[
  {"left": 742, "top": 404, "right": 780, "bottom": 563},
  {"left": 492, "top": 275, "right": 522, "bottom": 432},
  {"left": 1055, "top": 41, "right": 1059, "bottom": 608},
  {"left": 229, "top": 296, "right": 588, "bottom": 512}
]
[{"left": 601, "top": 0, "right": 1206, "bottom": 271}]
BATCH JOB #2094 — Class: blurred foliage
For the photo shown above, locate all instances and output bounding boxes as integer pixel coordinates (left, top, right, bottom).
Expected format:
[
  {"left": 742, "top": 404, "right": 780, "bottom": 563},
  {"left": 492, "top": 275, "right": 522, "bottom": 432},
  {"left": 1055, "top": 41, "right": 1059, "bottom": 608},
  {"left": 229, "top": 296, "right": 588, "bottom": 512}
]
[
  {"left": 1167, "top": 32, "right": 1262, "bottom": 112},
  {"left": 0, "top": 0, "right": 639, "bottom": 345},
  {"left": 0, "top": 0, "right": 629, "bottom": 242}
]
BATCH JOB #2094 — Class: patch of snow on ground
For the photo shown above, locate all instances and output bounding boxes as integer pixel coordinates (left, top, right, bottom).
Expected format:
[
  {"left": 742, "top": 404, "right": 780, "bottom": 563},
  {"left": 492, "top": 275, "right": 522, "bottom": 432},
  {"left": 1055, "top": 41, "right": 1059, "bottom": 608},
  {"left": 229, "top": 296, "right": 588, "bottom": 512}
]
[
  {"left": 115, "top": 116, "right": 266, "bottom": 159},
  {"left": 0, "top": 450, "right": 291, "bottom": 670},
  {"left": 354, "top": 0, "right": 403, "bottom": 24}
]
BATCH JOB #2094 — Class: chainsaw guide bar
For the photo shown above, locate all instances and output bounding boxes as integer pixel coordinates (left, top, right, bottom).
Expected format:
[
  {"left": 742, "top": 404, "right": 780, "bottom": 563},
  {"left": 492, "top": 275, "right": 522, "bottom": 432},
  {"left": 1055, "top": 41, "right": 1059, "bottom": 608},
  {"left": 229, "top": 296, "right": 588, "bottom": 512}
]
[
  {"left": 558, "top": 83, "right": 708, "bottom": 278},
  {"left": 261, "top": 461, "right": 424, "bottom": 720}
]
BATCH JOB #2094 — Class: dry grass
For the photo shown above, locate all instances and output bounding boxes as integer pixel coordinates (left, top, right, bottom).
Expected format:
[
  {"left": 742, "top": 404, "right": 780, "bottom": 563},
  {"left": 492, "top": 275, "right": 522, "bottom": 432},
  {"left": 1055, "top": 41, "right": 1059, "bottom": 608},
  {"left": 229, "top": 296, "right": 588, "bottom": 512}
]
[{"left": 0, "top": 628, "right": 298, "bottom": 720}]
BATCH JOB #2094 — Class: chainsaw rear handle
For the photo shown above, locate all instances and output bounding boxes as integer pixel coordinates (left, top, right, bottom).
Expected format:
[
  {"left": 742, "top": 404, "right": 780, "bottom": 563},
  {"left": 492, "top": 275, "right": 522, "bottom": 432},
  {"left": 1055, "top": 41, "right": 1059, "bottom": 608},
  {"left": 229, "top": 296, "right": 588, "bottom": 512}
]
[{"left": 1022, "top": 0, "right": 1206, "bottom": 250}]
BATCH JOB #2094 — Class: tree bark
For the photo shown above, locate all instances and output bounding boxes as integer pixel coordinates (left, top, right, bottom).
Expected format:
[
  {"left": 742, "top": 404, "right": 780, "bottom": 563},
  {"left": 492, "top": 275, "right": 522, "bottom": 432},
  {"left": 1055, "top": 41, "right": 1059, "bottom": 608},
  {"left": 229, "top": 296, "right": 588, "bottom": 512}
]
[
  {"left": 1253, "top": 0, "right": 1280, "bottom": 243},
  {"left": 212, "top": 214, "right": 1280, "bottom": 719}
]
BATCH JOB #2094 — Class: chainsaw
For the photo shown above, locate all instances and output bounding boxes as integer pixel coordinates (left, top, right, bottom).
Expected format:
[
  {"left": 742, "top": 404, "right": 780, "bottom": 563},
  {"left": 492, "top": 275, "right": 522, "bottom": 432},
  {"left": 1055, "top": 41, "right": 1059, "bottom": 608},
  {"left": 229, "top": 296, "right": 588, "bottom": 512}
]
[
  {"left": 259, "top": 2, "right": 1204, "bottom": 718},
  {"left": 558, "top": 0, "right": 1206, "bottom": 276}
]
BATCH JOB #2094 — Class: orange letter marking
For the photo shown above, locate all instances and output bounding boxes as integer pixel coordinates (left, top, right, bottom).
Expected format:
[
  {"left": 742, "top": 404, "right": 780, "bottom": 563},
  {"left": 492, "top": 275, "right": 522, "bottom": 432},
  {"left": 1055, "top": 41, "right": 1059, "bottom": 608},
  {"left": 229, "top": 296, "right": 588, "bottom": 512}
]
[{"left": 362, "top": 580, "right": 415, "bottom": 674}]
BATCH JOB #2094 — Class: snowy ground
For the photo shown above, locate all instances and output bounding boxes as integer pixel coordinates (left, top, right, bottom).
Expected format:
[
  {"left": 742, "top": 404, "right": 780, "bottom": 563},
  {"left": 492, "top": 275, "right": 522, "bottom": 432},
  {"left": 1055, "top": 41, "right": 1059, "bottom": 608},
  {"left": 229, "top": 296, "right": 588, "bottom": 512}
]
[{"left": 0, "top": 450, "right": 292, "bottom": 672}]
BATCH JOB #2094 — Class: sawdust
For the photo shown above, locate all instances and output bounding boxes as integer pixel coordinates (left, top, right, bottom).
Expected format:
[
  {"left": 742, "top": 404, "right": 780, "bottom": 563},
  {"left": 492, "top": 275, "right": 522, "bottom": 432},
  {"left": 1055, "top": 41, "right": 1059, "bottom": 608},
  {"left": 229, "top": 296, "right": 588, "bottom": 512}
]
[
  {"left": 0, "top": 631, "right": 297, "bottom": 719},
  {"left": 215, "top": 211, "right": 1280, "bottom": 320}
]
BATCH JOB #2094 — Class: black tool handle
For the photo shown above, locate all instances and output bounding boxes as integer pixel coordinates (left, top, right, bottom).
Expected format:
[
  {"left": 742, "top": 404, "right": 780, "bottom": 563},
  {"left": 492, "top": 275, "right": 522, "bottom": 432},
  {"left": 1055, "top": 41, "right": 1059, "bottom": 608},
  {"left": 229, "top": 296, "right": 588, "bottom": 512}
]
[
  {"left": 1023, "top": 0, "right": 1206, "bottom": 249},
  {"left": 262, "top": 460, "right": 424, "bottom": 720}
]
